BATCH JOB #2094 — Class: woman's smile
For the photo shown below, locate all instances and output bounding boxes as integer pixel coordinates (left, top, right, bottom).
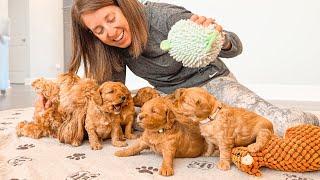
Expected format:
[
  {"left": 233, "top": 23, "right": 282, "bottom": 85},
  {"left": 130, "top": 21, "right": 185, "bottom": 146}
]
[{"left": 114, "top": 30, "right": 124, "bottom": 42}]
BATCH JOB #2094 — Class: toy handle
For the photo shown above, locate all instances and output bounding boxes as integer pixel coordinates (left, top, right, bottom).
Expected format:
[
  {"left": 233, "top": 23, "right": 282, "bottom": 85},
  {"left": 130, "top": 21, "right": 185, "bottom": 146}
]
[
  {"left": 206, "top": 30, "right": 219, "bottom": 53},
  {"left": 160, "top": 40, "right": 171, "bottom": 51}
]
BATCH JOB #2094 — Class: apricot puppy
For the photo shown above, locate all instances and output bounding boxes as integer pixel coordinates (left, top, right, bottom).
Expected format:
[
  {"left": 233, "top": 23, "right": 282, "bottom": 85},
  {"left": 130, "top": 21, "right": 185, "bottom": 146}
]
[
  {"left": 115, "top": 97, "right": 207, "bottom": 176},
  {"left": 16, "top": 73, "right": 80, "bottom": 139},
  {"left": 171, "top": 87, "right": 274, "bottom": 171},
  {"left": 133, "top": 87, "right": 161, "bottom": 107},
  {"left": 85, "top": 82, "right": 135, "bottom": 150},
  {"left": 132, "top": 86, "right": 161, "bottom": 131}
]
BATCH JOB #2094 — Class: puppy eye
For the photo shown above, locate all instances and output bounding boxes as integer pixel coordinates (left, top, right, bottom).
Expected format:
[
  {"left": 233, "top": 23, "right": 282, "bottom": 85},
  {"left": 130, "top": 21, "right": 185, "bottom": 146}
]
[
  {"left": 107, "top": 90, "right": 114, "bottom": 93},
  {"left": 151, "top": 108, "right": 157, "bottom": 113}
]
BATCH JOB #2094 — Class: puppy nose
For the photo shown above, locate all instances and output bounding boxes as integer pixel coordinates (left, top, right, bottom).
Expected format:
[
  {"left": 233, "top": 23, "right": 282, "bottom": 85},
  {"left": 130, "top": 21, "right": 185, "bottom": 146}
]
[
  {"left": 138, "top": 115, "right": 144, "bottom": 121},
  {"left": 121, "top": 96, "right": 126, "bottom": 101}
]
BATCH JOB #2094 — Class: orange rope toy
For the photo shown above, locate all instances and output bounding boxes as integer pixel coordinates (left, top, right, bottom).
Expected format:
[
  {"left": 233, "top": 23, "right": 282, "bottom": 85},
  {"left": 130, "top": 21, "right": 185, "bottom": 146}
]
[{"left": 231, "top": 124, "right": 320, "bottom": 177}]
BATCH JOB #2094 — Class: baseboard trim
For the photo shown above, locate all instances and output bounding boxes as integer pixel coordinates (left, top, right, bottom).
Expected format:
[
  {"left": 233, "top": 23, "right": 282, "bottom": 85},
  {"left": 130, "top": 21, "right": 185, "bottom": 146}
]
[{"left": 246, "top": 84, "right": 320, "bottom": 102}]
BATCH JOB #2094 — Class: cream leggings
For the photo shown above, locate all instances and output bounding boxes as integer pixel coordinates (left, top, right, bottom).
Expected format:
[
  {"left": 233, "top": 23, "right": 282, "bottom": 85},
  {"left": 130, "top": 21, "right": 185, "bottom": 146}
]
[{"left": 201, "top": 74, "right": 319, "bottom": 137}]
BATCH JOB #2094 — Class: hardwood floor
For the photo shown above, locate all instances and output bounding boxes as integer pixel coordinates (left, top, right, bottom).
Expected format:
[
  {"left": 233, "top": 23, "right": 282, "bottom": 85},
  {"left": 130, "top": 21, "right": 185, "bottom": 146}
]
[{"left": 0, "top": 84, "right": 37, "bottom": 110}]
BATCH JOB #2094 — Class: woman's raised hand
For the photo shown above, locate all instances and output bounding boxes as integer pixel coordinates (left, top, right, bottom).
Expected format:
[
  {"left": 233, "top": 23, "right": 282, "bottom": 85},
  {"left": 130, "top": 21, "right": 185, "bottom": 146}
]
[{"left": 190, "top": 14, "right": 223, "bottom": 33}]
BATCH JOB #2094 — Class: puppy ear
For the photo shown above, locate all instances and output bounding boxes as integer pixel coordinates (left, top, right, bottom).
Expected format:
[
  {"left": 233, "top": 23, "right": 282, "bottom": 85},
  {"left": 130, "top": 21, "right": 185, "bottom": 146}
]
[
  {"left": 118, "top": 82, "right": 132, "bottom": 101},
  {"left": 153, "top": 93, "right": 161, "bottom": 99},
  {"left": 164, "top": 108, "right": 176, "bottom": 129},
  {"left": 210, "top": 96, "right": 222, "bottom": 112},
  {"left": 168, "top": 88, "right": 186, "bottom": 101},
  {"left": 92, "top": 88, "right": 102, "bottom": 105},
  {"left": 31, "top": 78, "right": 41, "bottom": 88}
]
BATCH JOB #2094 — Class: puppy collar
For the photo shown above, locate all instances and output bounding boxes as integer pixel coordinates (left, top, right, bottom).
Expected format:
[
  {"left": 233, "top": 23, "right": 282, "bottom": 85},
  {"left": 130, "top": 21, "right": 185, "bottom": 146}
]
[{"left": 200, "top": 106, "right": 222, "bottom": 125}]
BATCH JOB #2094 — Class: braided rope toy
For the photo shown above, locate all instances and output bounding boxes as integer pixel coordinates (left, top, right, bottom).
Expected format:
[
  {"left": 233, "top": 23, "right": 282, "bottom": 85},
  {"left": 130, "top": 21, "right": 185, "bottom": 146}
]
[
  {"left": 231, "top": 124, "right": 320, "bottom": 177},
  {"left": 160, "top": 19, "right": 224, "bottom": 68}
]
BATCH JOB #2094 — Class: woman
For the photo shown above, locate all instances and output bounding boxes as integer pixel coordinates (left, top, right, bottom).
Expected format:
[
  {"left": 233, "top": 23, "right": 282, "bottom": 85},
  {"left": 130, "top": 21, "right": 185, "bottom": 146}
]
[{"left": 39, "top": 0, "right": 318, "bottom": 136}]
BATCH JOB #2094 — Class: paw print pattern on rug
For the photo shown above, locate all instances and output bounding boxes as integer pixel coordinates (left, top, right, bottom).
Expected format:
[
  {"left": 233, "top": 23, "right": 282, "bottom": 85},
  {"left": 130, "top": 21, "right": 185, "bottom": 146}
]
[
  {"left": 136, "top": 166, "right": 159, "bottom": 174},
  {"left": 187, "top": 161, "right": 215, "bottom": 170},
  {"left": 16, "top": 144, "right": 35, "bottom": 150},
  {"left": 66, "top": 171, "right": 100, "bottom": 180},
  {"left": 4, "top": 117, "right": 18, "bottom": 120},
  {"left": 0, "top": 122, "right": 12, "bottom": 131},
  {"left": 8, "top": 156, "right": 32, "bottom": 166},
  {"left": 66, "top": 153, "right": 86, "bottom": 160},
  {"left": 11, "top": 113, "right": 22, "bottom": 116},
  {"left": 0, "top": 122, "right": 12, "bottom": 125},
  {"left": 283, "top": 173, "right": 314, "bottom": 180}
]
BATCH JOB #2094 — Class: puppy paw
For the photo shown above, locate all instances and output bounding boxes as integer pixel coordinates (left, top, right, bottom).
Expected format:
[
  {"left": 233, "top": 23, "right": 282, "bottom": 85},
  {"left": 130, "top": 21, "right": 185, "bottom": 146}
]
[
  {"left": 247, "top": 143, "right": 263, "bottom": 152},
  {"left": 159, "top": 166, "right": 174, "bottom": 176},
  {"left": 114, "top": 150, "right": 129, "bottom": 157},
  {"left": 112, "top": 140, "right": 128, "bottom": 147},
  {"left": 125, "top": 133, "right": 137, "bottom": 139},
  {"left": 71, "top": 141, "right": 82, "bottom": 147},
  {"left": 16, "top": 121, "right": 27, "bottom": 136},
  {"left": 217, "top": 160, "right": 231, "bottom": 171},
  {"left": 90, "top": 143, "right": 103, "bottom": 150}
]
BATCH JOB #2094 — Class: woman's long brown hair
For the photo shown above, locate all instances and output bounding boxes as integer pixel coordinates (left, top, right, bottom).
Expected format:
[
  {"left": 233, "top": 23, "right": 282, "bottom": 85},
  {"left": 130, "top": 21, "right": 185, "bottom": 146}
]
[{"left": 69, "top": 0, "right": 149, "bottom": 83}]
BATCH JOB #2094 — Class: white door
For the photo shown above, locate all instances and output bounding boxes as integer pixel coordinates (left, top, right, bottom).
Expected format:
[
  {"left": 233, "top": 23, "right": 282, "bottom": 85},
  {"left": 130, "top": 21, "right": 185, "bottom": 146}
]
[{"left": 8, "top": 0, "right": 29, "bottom": 84}]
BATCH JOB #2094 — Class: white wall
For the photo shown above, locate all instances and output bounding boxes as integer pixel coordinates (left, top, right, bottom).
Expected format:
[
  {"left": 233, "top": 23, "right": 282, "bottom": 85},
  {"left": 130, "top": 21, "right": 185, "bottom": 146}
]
[
  {"left": 29, "top": 0, "right": 64, "bottom": 78},
  {"left": 6, "top": 0, "right": 320, "bottom": 101},
  {"left": 129, "top": 0, "right": 320, "bottom": 101},
  {"left": 0, "top": 0, "right": 8, "bottom": 18}
]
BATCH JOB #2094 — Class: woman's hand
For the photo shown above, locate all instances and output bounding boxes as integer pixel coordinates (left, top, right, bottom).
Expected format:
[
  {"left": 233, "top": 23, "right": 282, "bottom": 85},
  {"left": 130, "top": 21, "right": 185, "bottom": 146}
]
[
  {"left": 190, "top": 14, "right": 223, "bottom": 32},
  {"left": 36, "top": 94, "right": 52, "bottom": 111},
  {"left": 190, "top": 14, "right": 231, "bottom": 50}
]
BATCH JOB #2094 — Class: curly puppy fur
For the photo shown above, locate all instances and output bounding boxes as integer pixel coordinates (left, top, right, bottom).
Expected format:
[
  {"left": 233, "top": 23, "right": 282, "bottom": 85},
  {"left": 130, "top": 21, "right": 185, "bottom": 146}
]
[
  {"left": 170, "top": 87, "right": 274, "bottom": 171},
  {"left": 16, "top": 73, "right": 80, "bottom": 139},
  {"left": 85, "top": 81, "right": 135, "bottom": 150},
  {"left": 115, "top": 97, "right": 208, "bottom": 176},
  {"left": 132, "top": 87, "right": 161, "bottom": 132},
  {"left": 133, "top": 87, "right": 161, "bottom": 107},
  {"left": 114, "top": 82, "right": 136, "bottom": 139},
  {"left": 58, "top": 78, "right": 99, "bottom": 146}
]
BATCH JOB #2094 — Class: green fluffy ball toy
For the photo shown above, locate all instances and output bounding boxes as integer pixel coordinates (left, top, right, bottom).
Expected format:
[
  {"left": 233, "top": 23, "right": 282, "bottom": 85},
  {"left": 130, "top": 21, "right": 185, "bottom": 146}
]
[{"left": 160, "top": 19, "right": 224, "bottom": 68}]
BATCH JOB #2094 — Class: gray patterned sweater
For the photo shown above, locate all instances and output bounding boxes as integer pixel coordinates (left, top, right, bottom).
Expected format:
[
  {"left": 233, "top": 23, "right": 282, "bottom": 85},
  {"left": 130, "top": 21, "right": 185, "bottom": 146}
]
[{"left": 115, "top": 2, "right": 243, "bottom": 94}]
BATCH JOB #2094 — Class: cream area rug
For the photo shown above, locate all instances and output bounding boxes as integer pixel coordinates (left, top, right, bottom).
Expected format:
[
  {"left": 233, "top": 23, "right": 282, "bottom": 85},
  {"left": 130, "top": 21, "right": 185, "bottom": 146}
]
[{"left": 0, "top": 107, "right": 319, "bottom": 180}]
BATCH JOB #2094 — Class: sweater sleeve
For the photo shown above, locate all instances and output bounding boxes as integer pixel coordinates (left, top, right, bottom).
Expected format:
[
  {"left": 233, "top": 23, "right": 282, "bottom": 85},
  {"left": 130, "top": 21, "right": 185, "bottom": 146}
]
[{"left": 218, "top": 30, "right": 243, "bottom": 58}]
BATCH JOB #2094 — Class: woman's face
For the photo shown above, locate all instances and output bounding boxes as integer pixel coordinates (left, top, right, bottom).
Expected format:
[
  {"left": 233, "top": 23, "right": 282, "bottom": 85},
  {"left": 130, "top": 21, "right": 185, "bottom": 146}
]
[{"left": 81, "top": 5, "right": 132, "bottom": 48}]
